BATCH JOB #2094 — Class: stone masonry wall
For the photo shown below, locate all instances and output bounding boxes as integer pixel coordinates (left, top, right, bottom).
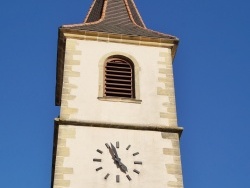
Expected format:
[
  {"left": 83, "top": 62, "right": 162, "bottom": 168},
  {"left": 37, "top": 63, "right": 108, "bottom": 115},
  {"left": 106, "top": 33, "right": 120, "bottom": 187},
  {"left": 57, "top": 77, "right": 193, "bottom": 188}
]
[
  {"left": 162, "top": 132, "right": 184, "bottom": 188},
  {"left": 53, "top": 126, "right": 76, "bottom": 188},
  {"left": 60, "top": 39, "right": 81, "bottom": 120},
  {"left": 157, "top": 51, "right": 177, "bottom": 127}
]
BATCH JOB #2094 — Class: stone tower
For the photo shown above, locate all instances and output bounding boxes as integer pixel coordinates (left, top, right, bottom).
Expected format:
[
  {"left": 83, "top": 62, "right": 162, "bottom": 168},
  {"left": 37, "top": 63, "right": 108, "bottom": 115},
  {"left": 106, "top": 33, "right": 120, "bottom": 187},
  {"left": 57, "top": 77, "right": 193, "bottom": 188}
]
[{"left": 51, "top": 0, "right": 184, "bottom": 187}]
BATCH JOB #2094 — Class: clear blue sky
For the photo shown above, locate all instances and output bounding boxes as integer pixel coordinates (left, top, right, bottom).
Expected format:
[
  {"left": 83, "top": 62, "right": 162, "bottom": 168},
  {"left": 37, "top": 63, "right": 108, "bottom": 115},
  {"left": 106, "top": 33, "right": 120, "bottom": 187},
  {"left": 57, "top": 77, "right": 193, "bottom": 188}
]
[{"left": 1, "top": 0, "right": 250, "bottom": 187}]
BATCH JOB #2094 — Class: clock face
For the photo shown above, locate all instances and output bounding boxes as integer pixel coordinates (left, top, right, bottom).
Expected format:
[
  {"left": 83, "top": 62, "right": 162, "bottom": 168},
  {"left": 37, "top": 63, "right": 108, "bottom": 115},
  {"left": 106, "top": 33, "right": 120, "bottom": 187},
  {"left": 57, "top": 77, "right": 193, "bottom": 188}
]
[{"left": 93, "top": 141, "right": 142, "bottom": 183}]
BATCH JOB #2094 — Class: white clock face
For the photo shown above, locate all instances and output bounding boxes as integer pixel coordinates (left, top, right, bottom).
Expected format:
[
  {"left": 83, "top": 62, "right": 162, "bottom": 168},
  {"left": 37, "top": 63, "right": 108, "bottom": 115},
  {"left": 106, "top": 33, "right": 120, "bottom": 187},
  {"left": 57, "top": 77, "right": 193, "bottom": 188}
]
[{"left": 93, "top": 141, "right": 142, "bottom": 183}]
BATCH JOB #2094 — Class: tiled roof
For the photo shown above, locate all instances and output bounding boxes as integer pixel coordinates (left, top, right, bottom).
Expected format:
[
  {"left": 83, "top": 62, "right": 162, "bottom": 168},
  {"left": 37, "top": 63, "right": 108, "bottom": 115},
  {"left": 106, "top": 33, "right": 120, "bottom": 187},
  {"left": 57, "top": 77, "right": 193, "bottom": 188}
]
[{"left": 62, "top": 0, "right": 178, "bottom": 41}]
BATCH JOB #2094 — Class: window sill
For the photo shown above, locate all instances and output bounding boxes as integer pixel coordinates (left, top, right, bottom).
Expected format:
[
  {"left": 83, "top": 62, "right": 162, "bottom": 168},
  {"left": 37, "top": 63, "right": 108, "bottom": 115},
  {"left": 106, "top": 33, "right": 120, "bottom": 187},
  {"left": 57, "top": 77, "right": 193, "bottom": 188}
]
[{"left": 98, "top": 97, "right": 142, "bottom": 104}]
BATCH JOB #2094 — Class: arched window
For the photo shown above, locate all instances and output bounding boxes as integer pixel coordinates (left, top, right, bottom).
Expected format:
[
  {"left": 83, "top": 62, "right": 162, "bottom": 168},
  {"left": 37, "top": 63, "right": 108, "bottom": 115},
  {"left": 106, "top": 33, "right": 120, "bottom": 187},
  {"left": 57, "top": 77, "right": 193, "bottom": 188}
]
[{"left": 104, "top": 57, "right": 135, "bottom": 98}]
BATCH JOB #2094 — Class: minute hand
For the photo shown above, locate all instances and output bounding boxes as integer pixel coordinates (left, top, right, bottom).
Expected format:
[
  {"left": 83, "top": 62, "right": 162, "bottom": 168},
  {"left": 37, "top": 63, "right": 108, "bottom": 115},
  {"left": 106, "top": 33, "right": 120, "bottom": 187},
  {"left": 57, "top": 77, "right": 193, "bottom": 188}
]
[{"left": 110, "top": 143, "right": 119, "bottom": 158}]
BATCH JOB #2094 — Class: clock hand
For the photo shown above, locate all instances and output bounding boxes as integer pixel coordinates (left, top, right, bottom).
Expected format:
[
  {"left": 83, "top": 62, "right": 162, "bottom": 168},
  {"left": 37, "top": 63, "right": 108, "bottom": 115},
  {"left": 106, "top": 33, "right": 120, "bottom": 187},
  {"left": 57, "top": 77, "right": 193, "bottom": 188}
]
[
  {"left": 118, "top": 161, "right": 128, "bottom": 172},
  {"left": 110, "top": 143, "right": 122, "bottom": 163},
  {"left": 110, "top": 143, "right": 119, "bottom": 158},
  {"left": 110, "top": 143, "right": 128, "bottom": 172},
  {"left": 108, "top": 143, "right": 123, "bottom": 169},
  {"left": 110, "top": 144, "right": 121, "bottom": 162},
  {"left": 107, "top": 144, "right": 116, "bottom": 160}
]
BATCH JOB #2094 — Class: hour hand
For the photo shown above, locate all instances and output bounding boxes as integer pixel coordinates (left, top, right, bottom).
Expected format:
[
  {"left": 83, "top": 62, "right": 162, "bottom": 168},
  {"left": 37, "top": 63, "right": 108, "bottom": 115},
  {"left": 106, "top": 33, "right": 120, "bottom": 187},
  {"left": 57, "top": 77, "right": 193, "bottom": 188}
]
[{"left": 118, "top": 161, "right": 128, "bottom": 172}]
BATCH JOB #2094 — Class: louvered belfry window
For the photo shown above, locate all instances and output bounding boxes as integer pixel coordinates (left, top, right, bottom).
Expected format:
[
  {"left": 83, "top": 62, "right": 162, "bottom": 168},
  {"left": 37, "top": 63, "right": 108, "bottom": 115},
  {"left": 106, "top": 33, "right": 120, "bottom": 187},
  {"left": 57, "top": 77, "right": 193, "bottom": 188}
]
[{"left": 104, "top": 58, "right": 135, "bottom": 98}]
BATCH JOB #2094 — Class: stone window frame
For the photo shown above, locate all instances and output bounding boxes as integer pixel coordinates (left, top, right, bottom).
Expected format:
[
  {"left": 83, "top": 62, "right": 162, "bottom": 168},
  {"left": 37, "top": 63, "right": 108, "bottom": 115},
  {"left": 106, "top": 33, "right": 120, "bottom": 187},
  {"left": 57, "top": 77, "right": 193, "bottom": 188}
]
[{"left": 98, "top": 52, "right": 141, "bottom": 103}]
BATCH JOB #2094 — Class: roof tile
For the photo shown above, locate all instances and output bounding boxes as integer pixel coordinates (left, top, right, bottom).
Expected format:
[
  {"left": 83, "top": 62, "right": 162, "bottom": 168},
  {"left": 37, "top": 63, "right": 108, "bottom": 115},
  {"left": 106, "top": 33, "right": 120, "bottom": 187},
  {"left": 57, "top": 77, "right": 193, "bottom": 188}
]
[{"left": 63, "top": 0, "right": 178, "bottom": 40}]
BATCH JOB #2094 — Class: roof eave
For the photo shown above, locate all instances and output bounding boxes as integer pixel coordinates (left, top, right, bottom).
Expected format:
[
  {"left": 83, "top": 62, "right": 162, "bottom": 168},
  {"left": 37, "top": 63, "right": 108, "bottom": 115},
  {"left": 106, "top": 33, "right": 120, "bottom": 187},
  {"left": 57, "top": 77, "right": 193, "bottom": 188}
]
[
  {"left": 60, "top": 27, "right": 179, "bottom": 57},
  {"left": 55, "top": 29, "right": 66, "bottom": 106},
  {"left": 60, "top": 27, "right": 178, "bottom": 44}
]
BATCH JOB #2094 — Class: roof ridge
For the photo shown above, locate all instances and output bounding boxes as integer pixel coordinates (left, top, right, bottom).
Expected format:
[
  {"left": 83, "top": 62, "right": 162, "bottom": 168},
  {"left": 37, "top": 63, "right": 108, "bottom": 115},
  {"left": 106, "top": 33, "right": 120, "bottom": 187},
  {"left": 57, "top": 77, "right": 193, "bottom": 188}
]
[
  {"left": 124, "top": 0, "right": 146, "bottom": 28},
  {"left": 62, "top": 0, "right": 107, "bottom": 28},
  {"left": 83, "top": 0, "right": 145, "bottom": 28},
  {"left": 83, "top": 0, "right": 100, "bottom": 23},
  {"left": 83, "top": 0, "right": 106, "bottom": 25}
]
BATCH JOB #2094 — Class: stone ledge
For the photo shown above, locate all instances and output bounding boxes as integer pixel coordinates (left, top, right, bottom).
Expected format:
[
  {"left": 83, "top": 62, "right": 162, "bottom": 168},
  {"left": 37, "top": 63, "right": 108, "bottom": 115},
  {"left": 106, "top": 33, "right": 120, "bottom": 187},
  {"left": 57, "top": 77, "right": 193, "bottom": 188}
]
[
  {"left": 55, "top": 118, "right": 183, "bottom": 137},
  {"left": 98, "top": 97, "right": 142, "bottom": 104},
  {"left": 63, "top": 31, "right": 175, "bottom": 50}
]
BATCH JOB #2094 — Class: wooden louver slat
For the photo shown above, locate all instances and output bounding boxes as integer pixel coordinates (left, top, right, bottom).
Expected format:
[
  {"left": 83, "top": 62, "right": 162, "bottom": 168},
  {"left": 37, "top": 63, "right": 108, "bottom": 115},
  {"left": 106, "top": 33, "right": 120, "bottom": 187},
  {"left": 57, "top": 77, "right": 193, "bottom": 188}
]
[
  {"left": 106, "top": 74, "right": 132, "bottom": 78},
  {"left": 104, "top": 58, "right": 135, "bottom": 98}
]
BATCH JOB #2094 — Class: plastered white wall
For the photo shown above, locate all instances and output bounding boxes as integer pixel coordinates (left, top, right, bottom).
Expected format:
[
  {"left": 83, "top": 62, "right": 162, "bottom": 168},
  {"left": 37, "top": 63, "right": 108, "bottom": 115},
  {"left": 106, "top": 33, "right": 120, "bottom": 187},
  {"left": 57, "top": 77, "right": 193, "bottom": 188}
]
[
  {"left": 62, "top": 39, "right": 173, "bottom": 127},
  {"left": 63, "top": 125, "right": 176, "bottom": 188}
]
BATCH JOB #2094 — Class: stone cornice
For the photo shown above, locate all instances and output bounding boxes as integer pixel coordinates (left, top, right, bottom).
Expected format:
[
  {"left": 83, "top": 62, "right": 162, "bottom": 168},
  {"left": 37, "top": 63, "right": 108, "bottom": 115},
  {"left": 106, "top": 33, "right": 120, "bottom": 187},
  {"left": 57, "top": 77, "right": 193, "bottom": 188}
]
[
  {"left": 55, "top": 118, "right": 183, "bottom": 137},
  {"left": 60, "top": 28, "right": 179, "bottom": 59}
]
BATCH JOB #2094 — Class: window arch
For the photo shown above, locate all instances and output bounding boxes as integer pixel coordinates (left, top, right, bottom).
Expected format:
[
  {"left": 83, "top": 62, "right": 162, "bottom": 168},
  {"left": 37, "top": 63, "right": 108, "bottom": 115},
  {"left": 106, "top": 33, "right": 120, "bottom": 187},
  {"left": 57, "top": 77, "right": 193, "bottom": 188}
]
[
  {"left": 104, "top": 57, "right": 135, "bottom": 98},
  {"left": 98, "top": 52, "right": 141, "bottom": 103}
]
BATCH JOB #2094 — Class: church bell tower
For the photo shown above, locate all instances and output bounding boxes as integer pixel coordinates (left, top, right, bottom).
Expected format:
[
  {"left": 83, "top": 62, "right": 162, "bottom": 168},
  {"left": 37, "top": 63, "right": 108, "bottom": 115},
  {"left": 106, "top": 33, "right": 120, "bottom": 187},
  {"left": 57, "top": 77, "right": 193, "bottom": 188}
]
[{"left": 51, "top": 0, "right": 184, "bottom": 187}]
